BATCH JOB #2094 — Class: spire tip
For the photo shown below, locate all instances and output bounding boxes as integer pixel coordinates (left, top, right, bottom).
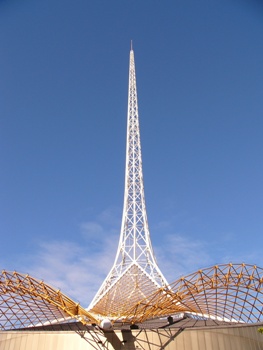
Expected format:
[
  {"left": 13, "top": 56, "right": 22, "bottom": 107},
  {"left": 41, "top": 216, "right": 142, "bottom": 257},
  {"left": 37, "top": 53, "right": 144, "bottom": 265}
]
[{"left": 130, "top": 40, "right": 133, "bottom": 51}]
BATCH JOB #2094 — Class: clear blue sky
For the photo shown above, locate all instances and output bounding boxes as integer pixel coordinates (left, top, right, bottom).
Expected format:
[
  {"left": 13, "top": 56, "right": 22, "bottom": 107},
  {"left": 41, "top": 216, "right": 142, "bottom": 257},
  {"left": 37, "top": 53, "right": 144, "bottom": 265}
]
[{"left": 0, "top": 0, "right": 262, "bottom": 306}]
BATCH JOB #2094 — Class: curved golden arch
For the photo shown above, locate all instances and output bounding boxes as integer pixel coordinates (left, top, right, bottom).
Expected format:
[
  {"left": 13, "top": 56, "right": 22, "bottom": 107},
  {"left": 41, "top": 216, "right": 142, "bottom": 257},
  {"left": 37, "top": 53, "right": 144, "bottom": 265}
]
[
  {"left": 1, "top": 264, "right": 263, "bottom": 329},
  {"left": 0, "top": 270, "right": 98, "bottom": 330},
  {"left": 180, "top": 289, "right": 259, "bottom": 323},
  {"left": 123, "top": 263, "right": 263, "bottom": 324},
  {"left": 173, "top": 285, "right": 262, "bottom": 320}
]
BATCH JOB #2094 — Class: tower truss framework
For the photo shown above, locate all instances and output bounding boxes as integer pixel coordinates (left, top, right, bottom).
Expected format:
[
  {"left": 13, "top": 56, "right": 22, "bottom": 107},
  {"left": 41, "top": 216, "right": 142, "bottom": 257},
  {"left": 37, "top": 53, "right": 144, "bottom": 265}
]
[
  {"left": 0, "top": 47, "right": 263, "bottom": 332},
  {"left": 88, "top": 46, "right": 168, "bottom": 317}
]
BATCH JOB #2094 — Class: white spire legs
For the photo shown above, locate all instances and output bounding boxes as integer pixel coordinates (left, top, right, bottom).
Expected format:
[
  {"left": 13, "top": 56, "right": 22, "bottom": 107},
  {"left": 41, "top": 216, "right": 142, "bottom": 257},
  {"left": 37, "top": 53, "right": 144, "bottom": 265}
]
[{"left": 88, "top": 47, "right": 168, "bottom": 318}]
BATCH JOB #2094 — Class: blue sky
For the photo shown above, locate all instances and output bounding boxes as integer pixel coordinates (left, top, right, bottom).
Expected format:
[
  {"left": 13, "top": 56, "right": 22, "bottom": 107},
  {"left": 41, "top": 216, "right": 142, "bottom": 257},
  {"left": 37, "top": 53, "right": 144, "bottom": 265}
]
[{"left": 0, "top": 0, "right": 263, "bottom": 306}]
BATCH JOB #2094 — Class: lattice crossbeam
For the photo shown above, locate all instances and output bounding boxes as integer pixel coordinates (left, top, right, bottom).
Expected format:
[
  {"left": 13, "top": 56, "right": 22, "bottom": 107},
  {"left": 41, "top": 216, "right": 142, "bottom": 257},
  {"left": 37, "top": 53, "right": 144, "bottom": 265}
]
[
  {"left": 121, "top": 263, "right": 263, "bottom": 324},
  {"left": 0, "top": 270, "right": 97, "bottom": 330}
]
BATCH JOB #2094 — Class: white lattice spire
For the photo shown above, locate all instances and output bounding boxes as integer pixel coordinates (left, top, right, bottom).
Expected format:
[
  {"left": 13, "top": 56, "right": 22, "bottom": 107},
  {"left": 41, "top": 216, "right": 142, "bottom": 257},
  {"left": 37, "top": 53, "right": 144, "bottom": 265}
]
[{"left": 88, "top": 46, "right": 168, "bottom": 318}]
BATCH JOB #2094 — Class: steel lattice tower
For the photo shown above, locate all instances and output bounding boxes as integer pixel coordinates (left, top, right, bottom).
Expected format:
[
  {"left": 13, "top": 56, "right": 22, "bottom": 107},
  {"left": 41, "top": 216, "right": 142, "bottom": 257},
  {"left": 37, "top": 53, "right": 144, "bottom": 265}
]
[{"left": 89, "top": 45, "right": 168, "bottom": 318}]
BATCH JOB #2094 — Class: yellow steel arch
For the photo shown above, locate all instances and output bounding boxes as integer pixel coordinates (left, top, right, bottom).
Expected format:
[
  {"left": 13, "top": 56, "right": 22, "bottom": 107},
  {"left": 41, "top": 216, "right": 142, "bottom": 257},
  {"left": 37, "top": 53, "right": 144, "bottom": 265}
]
[
  {"left": 0, "top": 270, "right": 98, "bottom": 330},
  {"left": 1, "top": 264, "right": 263, "bottom": 329},
  {"left": 123, "top": 263, "right": 263, "bottom": 324}
]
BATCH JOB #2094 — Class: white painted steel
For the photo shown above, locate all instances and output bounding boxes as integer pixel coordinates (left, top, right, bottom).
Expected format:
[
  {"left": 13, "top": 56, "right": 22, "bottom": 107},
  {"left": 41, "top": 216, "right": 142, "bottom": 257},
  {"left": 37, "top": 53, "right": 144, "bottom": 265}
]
[{"left": 88, "top": 48, "right": 168, "bottom": 314}]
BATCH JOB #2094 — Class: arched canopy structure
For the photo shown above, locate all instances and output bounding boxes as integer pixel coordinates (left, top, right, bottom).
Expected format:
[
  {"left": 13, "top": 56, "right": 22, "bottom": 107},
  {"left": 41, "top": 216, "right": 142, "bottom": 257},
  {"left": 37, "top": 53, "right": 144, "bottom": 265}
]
[
  {"left": 0, "top": 270, "right": 97, "bottom": 330},
  {"left": 121, "top": 263, "right": 263, "bottom": 324},
  {"left": 0, "top": 264, "right": 263, "bottom": 330}
]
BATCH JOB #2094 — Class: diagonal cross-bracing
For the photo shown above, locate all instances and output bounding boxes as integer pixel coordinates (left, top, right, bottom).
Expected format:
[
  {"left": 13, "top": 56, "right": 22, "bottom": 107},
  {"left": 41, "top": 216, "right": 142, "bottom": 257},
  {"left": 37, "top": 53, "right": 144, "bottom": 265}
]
[{"left": 88, "top": 46, "right": 168, "bottom": 318}]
